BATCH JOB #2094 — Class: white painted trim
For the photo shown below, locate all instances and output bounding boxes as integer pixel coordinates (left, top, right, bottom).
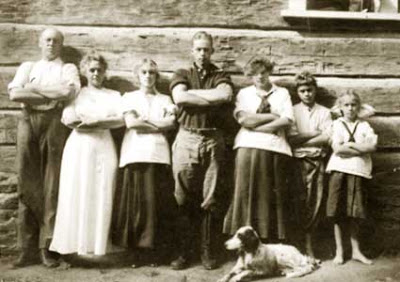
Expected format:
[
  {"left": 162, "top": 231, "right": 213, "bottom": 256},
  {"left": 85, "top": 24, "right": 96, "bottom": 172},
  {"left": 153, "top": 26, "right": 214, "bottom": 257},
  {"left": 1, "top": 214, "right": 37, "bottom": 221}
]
[{"left": 281, "top": 9, "right": 400, "bottom": 21}]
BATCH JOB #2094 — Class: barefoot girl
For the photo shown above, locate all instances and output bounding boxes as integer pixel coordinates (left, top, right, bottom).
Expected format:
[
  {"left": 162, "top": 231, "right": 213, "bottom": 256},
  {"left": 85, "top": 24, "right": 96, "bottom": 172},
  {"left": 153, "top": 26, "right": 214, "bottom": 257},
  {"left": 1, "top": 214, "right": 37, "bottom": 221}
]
[{"left": 326, "top": 92, "right": 377, "bottom": 265}]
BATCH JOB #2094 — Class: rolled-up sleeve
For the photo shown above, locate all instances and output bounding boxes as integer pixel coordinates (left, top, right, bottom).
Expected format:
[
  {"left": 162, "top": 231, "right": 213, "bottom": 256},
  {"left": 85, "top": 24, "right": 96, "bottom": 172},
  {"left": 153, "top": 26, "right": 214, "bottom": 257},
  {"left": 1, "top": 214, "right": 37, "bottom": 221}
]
[
  {"left": 213, "top": 70, "right": 233, "bottom": 88},
  {"left": 170, "top": 69, "right": 189, "bottom": 92},
  {"left": 8, "top": 62, "right": 34, "bottom": 92}
]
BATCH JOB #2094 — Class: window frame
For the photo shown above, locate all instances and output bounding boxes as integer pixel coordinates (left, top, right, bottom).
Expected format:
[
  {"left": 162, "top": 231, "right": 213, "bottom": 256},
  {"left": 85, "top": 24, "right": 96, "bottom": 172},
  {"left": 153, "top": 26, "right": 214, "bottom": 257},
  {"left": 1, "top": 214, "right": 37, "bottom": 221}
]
[{"left": 282, "top": 0, "right": 400, "bottom": 21}]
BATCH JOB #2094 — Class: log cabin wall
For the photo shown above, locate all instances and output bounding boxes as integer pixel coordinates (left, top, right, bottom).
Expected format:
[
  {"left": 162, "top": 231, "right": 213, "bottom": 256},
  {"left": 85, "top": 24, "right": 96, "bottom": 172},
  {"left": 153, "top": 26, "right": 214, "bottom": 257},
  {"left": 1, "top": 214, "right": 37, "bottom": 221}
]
[{"left": 1, "top": 0, "right": 400, "bottom": 255}]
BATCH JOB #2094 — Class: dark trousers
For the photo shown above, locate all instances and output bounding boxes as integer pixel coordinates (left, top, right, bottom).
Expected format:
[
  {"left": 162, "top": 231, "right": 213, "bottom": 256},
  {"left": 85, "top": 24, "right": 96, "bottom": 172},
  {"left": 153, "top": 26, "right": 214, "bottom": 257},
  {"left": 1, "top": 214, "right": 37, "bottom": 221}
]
[
  {"left": 16, "top": 108, "right": 69, "bottom": 250},
  {"left": 172, "top": 128, "right": 225, "bottom": 257}
]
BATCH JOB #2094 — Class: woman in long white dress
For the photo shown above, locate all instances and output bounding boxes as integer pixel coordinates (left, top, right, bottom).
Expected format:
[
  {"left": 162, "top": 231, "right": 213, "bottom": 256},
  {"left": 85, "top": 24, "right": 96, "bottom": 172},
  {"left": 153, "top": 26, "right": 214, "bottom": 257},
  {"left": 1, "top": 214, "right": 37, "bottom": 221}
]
[{"left": 50, "top": 51, "right": 124, "bottom": 256}]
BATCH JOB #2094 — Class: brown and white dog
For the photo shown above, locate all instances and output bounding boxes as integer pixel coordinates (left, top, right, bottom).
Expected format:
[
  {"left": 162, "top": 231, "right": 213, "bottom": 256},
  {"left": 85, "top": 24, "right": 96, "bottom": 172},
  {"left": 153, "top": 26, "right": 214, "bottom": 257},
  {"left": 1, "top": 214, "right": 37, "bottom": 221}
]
[{"left": 218, "top": 226, "right": 319, "bottom": 282}]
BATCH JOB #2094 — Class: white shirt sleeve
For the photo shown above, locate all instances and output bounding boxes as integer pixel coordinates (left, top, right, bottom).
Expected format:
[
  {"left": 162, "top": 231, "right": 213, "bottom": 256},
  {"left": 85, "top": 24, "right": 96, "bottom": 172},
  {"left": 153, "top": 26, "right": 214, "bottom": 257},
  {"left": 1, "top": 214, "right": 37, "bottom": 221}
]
[
  {"left": 277, "top": 88, "right": 295, "bottom": 122},
  {"left": 361, "top": 121, "right": 378, "bottom": 146},
  {"left": 108, "top": 90, "right": 123, "bottom": 118},
  {"left": 121, "top": 91, "right": 141, "bottom": 117},
  {"left": 8, "top": 62, "right": 35, "bottom": 91},
  {"left": 61, "top": 98, "right": 78, "bottom": 125},
  {"left": 233, "top": 89, "right": 248, "bottom": 118},
  {"left": 61, "top": 63, "right": 81, "bottom": 96},
  {"left": 163, "top": 95, "right": 178, "bottom": 118},
  {"left": 330, "top": 120, "right": 345, "bottom": 147},
  {"left": 320, "top": 109, "right": 333, "bottom": 138}
]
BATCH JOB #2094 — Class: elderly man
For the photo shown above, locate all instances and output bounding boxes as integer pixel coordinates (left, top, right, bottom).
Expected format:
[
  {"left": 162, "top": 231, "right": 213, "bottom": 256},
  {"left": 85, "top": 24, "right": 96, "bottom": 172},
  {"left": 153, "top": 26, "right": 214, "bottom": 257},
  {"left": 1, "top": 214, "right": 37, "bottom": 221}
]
[
  {"left": 8, "top": 27, "right": 80, "bottom": 267},
  {"left": 169, "top": 31, "right": 234, "bottom": 270}
]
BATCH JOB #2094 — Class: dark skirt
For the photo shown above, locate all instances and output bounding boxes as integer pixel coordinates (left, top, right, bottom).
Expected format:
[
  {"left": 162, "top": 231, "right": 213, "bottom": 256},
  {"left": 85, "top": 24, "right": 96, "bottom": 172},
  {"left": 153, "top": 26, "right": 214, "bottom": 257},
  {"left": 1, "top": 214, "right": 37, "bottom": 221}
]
[
  {"left": 292, "top": 157, "right": 326, "bottom": 231},
  {"left": 326, "top": 171, "right": 367, "bottom": 220},
  {"left": 223, "top": 148, "right": 289, "bottom": 240},
  {"left": 112, "top": 163, "right": 176, "bottom": 249}
]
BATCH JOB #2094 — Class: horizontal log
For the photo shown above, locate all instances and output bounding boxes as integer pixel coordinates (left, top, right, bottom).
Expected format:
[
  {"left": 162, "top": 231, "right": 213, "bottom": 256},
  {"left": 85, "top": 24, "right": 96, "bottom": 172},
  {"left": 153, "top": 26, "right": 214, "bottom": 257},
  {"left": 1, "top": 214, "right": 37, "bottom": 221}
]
[
  {"left": 0, "top": 146, "right": 16, "bottom": 173},
  {"left": 0, "top": 0, "right": 288, "bottom": 29},
  {"left": 2, "top": 65, "right": 400, "bottom": 113},
  {"left": 368, "top": 117, "right": 400, "bottom": 148},
  {"left": 0, "top": 172, "right": 17, "bottom": 194},
  {"left": 3, "top": 24, "right": 400, "bottom": 77},
  {"left": 372, "top": 152, "right": 400, "bottom": 177}
]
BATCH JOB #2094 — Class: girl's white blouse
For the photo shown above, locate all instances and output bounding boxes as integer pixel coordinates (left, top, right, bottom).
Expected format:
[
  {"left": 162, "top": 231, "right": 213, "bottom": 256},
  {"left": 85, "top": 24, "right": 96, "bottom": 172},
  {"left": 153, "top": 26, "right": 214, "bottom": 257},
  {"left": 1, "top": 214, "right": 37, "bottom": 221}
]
[
  {"left": 119, "top": 90, "right": 175, "bottom": 167},
  {"left": 326, "top": 118, "right": 378, "bottom": 179},
  {"left": 233, "top": 85, "right": 294, "bottom": 156}
]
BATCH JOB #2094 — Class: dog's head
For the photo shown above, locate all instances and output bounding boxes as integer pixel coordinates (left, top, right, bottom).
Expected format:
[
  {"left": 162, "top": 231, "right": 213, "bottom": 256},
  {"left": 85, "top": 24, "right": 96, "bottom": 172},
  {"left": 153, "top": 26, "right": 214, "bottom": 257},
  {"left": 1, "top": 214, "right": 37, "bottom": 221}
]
[{"left": 225, "top": 226, "right": 261, "bottom": 253}]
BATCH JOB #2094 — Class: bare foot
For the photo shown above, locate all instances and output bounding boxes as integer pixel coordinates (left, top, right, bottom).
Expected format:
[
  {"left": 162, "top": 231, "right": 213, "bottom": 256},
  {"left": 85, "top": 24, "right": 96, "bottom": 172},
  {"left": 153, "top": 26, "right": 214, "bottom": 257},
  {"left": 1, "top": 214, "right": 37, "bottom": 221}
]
[
  {"left": 333, "top": 254, "right": 344, "bottom": 265},
  {"left": 352, "top": 251, "right": 373, "bottom": 265}
]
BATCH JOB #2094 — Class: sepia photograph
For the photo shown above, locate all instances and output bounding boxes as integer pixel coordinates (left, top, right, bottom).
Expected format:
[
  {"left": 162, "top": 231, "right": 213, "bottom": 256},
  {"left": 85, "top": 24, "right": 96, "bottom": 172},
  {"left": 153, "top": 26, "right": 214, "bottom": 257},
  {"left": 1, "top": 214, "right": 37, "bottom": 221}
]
[{"left": 1, "top": 0, "right": 400, "bottom": 281}]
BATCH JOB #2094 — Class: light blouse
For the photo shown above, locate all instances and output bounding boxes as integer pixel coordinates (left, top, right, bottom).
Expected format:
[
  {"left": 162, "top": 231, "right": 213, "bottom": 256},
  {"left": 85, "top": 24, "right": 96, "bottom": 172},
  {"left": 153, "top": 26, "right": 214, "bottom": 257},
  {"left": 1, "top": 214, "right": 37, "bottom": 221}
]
[
  {"left": 289, "top": 102, "right": 332, "bottom": 158},
  {"left": 119, "top": 90, "right": 176, "bottom": 167},
  {"left": 233, "top": 84, "right": 294, "bottom": 156},
  {"left": 326, "top": 117, "right": 378, "bottom": 179}
]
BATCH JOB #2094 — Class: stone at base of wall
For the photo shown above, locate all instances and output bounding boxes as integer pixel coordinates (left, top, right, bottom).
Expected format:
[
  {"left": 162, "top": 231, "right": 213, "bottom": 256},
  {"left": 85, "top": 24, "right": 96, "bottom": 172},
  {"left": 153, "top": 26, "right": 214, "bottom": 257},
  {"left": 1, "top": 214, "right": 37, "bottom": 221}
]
[
  {"left": 0, "top": 217, "right": 16, "bottom": 256},
  {"left": 0, "top": 172, "right": 17, "bottom": 194},
  {"left": 0, "top": 172, "right": 18, "bottom": 255}
]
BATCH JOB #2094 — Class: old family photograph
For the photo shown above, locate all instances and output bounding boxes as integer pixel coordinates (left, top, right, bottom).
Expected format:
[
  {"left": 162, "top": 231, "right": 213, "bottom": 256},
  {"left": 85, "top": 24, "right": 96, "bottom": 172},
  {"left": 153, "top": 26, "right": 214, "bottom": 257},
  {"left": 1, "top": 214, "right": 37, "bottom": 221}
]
[{"left": 1, "top": 0, "right": 400, "bottom": 281}]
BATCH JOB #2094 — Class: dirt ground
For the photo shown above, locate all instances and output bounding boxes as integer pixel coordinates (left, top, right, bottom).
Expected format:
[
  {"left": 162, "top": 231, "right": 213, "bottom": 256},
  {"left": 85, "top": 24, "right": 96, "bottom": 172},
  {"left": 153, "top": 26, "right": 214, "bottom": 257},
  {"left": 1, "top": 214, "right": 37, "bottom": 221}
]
[{"left": 1, "top": 252, "right": 400, "bottom": 282}]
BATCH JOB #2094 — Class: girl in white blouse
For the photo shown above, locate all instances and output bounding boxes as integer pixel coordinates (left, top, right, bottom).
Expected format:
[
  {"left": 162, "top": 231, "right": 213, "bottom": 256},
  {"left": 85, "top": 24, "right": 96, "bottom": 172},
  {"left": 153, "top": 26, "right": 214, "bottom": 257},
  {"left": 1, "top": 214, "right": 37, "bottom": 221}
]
[
  {"left": 112, "top": 59, "right": 177, "bottom": 266},
  {"left": 223, "top": 57, "right": 294, "bottom": 242},
  {"left": 326, "top": 92, "right": 377, "bottom": 265}
]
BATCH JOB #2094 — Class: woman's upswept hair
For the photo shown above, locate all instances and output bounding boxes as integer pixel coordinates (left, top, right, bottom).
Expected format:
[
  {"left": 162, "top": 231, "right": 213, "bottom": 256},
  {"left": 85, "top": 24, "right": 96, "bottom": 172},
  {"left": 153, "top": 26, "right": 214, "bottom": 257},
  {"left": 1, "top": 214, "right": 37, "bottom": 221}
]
[
  {"left": 244, "top": 56, "right": 274, "bottom": 77},
  {"left": 294, "top": 71, "right": 317, "bottom": 89},
  {"left": 80, "top": 50, "right": 108, "bottom": 76},
  {"left": 133, "top": 58, "right": 160, "bottom": 85}
]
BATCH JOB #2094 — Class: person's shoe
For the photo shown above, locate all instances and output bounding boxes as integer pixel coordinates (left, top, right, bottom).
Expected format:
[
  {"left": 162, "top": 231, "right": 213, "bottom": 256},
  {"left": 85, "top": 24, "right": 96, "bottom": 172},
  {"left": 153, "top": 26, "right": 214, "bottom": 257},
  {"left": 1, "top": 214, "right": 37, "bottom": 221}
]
[
  {"left": 170, "top": 255, "right": 188, "bottom": 270},
  {"left": 12, "top": 251, "right": 40, "bottom": 268},
  {"left": 40, "top": 249, "right": 60, "bottom": 268},
  {"left": 201, "top": 250, "right": 218, "bottom": 270}
]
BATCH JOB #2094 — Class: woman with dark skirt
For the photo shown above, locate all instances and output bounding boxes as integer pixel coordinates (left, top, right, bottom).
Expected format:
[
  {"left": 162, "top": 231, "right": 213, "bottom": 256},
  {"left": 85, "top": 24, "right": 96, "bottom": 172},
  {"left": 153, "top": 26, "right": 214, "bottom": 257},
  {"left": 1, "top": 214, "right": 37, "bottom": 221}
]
[
  {"left": 112, "top": 58, "right": 177, "bottom": 266},
  {"left": 223, "top": 57, "right": 294, "bottom": 242}
]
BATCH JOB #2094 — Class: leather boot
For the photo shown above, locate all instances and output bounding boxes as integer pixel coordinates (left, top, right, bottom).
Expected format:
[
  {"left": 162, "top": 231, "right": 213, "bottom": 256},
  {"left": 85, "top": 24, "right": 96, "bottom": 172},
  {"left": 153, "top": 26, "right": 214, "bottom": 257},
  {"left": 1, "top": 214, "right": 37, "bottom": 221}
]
[
  {"left": 170, "top": 209, "right": 190, "bottom": 270},
  {"left": 40, "top": 249, "right": 60, "bottom": 268},
  {"left": 201, "top": 211, "right": 218, "bottom": 270}
]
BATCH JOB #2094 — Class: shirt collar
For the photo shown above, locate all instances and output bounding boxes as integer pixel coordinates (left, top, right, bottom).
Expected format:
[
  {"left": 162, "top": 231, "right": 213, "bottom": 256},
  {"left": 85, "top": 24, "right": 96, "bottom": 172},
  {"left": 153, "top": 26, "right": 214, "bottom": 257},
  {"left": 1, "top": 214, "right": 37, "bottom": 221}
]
[
  {"left": 193, "top": 62, "right": 216, "bottom": 75},
  {"left": 338, "top": 117, "right": 359, "bottom": 126}
]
